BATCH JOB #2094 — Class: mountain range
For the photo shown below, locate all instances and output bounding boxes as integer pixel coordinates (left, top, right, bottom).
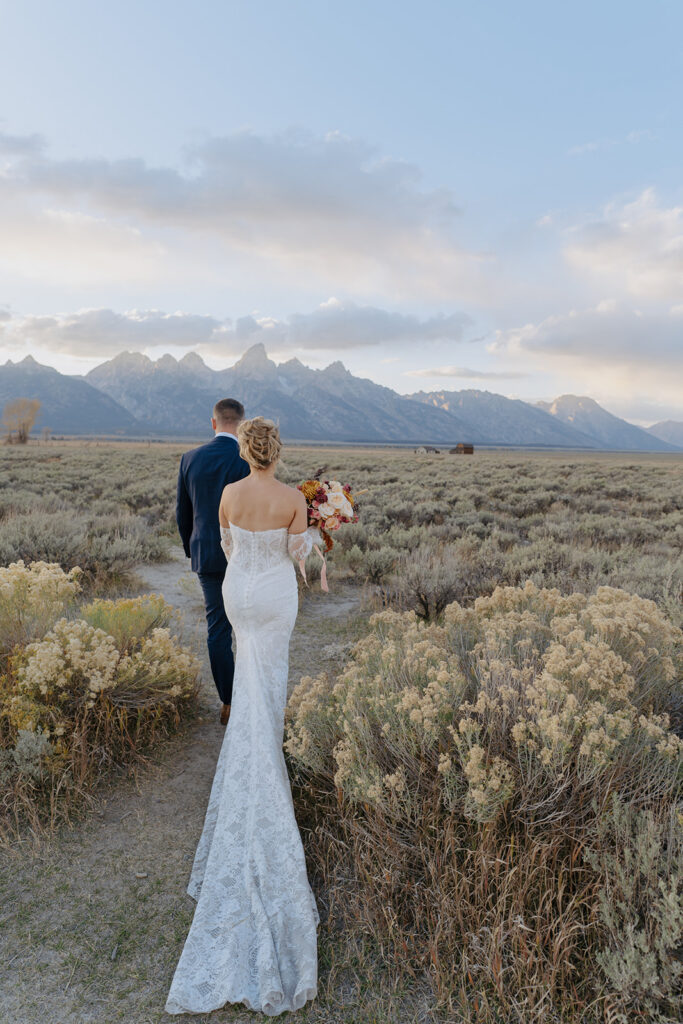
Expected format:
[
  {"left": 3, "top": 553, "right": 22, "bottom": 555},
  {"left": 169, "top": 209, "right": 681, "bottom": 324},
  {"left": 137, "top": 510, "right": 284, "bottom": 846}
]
[{"left": 0, "top": 345, "right": 680, "bottom": 452}]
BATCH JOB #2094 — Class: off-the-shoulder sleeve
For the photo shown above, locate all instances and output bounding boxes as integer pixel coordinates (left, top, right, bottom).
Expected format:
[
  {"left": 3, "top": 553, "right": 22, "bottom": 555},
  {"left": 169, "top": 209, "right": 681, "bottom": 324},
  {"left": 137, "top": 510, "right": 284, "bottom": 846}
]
[
  {"left": 287, "top": 526, "right": 316, "bottom": 562},
  {"left": 219, "top": 524, "right": 233, "bottom": 560}
]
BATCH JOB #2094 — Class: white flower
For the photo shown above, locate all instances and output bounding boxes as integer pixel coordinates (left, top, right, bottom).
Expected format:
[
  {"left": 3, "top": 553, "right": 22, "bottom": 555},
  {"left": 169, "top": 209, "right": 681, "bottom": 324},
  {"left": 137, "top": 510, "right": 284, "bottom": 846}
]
[{"left": 326, "top": 491, "right": 352, "bottom": 515}]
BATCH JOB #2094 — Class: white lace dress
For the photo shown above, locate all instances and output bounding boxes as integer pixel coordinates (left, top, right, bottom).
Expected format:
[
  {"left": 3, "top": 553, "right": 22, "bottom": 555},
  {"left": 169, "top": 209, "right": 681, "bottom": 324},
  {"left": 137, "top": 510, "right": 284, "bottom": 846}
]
[{"left": 165, "top": 522, "right": 319, "bottom": 1017}]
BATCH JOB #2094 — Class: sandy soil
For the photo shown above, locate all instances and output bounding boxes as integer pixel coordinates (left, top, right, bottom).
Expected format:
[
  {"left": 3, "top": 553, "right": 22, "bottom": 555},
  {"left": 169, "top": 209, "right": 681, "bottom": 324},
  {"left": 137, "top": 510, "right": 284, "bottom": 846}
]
[{"left": 0, "top": 546, "right": 364, "bottom": 1024}]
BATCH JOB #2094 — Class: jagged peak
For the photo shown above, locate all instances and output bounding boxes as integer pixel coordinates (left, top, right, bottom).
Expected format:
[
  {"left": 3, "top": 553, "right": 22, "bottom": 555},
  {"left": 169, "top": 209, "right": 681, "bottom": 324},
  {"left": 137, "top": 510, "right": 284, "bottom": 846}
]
[
  {"left": 279, "top": 356, "right": 312, "bottom": 379},
  {"left": 108, "top": 350, "right": 153, "bottom": 367},
  {"left": 155, "top": 353, "right": 179, "bottom": 369},
  {"left": 232, "top": 343, "right": 276, "bottom": 373},
  {"left": 179, "top": 351, "right": 208, "bottom": 369},
  {"left": 549, "top": 394, "right": 598, "bottom": 409},
  {"left": 321, "top": 359, "right": 350, "bottom": 377},
  {"left": 1, "top": 354, "right": 46, "bottom": 370}
]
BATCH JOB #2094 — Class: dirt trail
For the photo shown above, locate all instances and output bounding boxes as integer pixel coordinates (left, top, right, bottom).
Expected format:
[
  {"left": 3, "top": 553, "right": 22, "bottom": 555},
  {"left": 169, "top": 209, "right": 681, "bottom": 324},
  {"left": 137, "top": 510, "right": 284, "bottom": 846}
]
[{"left": 0, "top": 546, "right": 362, "bottom": 1024}]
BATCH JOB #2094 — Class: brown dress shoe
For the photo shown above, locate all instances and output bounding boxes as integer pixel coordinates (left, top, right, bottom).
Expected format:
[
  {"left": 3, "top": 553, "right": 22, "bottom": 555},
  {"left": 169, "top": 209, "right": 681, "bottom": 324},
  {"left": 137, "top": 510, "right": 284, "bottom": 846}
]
[{"left": 220, "top": 703, "right": 231, "bottom": 726}]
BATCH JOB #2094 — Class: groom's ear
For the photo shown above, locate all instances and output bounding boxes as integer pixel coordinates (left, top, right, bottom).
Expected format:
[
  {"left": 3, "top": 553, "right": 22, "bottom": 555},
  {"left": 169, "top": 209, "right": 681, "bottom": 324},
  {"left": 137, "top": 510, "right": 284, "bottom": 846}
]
[{"left": 211, "top": 416, "right": 218, "bottom": 430}]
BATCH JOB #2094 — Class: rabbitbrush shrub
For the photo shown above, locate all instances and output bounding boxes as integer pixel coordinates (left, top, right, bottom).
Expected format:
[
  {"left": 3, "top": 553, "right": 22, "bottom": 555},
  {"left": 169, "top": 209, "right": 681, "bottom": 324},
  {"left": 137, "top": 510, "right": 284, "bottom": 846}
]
[
  {"left": 286, "top": 581, "right": 683, "bottom": 1023},
  {"left": 0, "top": 563, "right": 200, "bottom": 837},
  {"left": 0, "top": 559, "right": 82, "bottom": 670}
]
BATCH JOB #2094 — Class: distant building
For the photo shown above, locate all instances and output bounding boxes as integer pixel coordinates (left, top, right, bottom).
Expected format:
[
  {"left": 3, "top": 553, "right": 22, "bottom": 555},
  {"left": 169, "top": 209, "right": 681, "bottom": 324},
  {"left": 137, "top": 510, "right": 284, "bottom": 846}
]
[{"left": 449, "top": 443, "right": 474, "bottom": 454}]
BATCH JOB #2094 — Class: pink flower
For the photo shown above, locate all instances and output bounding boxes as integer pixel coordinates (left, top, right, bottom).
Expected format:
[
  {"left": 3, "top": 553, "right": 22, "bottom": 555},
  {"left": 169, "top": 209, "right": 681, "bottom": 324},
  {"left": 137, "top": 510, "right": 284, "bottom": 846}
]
[{"left": 326, "top": 515, "right": 341, "bottom": 530}]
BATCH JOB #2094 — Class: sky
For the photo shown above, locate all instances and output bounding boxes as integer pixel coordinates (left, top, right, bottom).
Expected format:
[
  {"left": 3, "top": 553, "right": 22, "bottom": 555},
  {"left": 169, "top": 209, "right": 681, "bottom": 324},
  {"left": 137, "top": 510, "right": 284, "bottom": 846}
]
[{"left": 0, "top": 0, "right": 681, "bottom": 425}]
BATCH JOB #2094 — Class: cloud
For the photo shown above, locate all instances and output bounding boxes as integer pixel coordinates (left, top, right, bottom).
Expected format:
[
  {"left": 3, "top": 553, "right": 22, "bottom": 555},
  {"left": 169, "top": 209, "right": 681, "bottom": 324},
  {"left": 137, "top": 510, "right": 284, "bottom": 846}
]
[
  {"left": 404, "top": 365, "right": 528, "bottom": 380},
  {"left": 488, "top": 302, "right": 683, "bottom": 417},
  {"left": 0, "top": 130, "right": 45, "bottom": 157},
  {"left": 0, "top": 308, "right": 227, "bottom": 358},
  {"left": 18, "top": 129, "right": 461, "bottom": 233},
  {"left": 285, "top": 298, "right": 472, "bottom": 349},
  {"left": 0, "top": 299, "right": 474, "bottom": 360},
  {"left": 567, "top": 129, "right": 654, "bottom": 156},
  {"left": 0, "top": 128, "right": 492, "bottom": 300},
  {"left": 0, "top": 203, "right": 168, "bottom": 286},
  {"left": 489, "top": 301, "right": 683, "bottom": 368},
  {"left": 563, "top": 187, "right": 683, "bottom": 301}
]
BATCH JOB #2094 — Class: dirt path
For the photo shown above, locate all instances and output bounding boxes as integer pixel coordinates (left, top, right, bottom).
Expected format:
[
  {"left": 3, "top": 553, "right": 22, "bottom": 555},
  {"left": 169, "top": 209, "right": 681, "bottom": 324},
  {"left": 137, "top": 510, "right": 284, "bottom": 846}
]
[{"left": 0, "top": 547, "right": 363, "bottom": 1024}]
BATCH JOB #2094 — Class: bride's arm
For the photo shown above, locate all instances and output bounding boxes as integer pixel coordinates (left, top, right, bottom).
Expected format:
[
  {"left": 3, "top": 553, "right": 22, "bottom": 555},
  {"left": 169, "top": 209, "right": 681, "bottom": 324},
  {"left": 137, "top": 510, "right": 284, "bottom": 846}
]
[
  {"left": 219, "top": 524, "right": 233, "bottom": 560},
  {"left": 287, "top": 492, "right": 314, "bottom": 563},
  {"left": 218, "top": 488, "right": 233, "bottom": 559}
]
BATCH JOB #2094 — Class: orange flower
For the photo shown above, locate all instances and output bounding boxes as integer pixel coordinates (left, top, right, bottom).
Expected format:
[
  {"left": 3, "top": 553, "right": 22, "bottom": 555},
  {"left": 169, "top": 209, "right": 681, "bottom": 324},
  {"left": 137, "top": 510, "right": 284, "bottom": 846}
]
[{"left": 300, "top": 480, "right": 321, "bottom": 502}]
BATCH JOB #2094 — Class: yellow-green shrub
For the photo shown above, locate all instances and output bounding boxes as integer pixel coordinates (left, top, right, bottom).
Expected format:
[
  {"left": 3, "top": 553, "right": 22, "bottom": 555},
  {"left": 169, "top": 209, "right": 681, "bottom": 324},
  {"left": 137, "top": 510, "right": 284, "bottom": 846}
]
[
  {"left": 286, "top": 581, "right": 683, "bottom": 1022},
  {"left": 0, "top": 587, "right": 200, "bottom": 834},
  {"left": 81, "top": 593, "right": 174, "bottom": 651},
  {"left": 0, "top": 560, "right": 82, "bottom": 668}
]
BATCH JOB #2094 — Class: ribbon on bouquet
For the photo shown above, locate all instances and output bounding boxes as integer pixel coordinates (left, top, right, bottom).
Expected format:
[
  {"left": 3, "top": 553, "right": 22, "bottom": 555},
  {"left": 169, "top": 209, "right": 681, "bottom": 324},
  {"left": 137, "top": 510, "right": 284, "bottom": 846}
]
[
  {"left": 298, "top": 541, "right": 329, "bottom": 592},
  {"left": 314, "top": 543, "right": 329, "bottom": 592}
]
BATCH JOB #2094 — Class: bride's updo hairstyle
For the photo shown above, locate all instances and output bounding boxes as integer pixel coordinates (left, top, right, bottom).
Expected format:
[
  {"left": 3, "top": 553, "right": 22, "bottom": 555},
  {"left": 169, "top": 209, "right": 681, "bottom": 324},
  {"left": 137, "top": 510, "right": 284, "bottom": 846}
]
[{"left": 237, "top": 416, "right": 282, "bottom": 470}]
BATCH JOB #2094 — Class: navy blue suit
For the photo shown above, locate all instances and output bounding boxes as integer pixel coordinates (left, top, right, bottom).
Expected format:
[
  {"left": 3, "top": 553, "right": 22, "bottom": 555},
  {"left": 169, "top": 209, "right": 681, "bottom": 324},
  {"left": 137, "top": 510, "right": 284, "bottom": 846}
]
[{"left": 176, "top": 435, "right": 250, "bottom": 704}]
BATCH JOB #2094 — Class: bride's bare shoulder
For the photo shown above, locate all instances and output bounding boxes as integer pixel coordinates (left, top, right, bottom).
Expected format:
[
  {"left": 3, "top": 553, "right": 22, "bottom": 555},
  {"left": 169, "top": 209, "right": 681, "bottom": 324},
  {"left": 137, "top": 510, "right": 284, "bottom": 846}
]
[
  {"left": 221, "top": 478, "right": 246, "bottom": 497},
  {"left": 278, "top": 480, "right": 306, "bottom": 505}
]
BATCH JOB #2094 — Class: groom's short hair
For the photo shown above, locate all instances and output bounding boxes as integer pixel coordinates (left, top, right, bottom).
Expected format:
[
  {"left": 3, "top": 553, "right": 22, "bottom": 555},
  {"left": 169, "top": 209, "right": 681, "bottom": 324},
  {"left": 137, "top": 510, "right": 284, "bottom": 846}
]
[{"left": 213, "top": 398, "right": 245, "bottom": 424}]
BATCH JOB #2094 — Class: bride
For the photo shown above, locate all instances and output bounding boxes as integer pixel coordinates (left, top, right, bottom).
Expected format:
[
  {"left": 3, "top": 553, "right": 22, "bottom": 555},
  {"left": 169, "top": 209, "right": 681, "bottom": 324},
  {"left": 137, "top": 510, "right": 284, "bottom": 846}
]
[{"left": 165, "top": 416, "right": 319, "bottom": 1017}]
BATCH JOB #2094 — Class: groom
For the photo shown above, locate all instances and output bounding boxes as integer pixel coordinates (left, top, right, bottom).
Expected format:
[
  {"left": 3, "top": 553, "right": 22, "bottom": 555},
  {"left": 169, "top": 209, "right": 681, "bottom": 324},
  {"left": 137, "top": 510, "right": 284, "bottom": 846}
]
[{"left": 176, "top": 398, "right": 250, "bottom": 725}]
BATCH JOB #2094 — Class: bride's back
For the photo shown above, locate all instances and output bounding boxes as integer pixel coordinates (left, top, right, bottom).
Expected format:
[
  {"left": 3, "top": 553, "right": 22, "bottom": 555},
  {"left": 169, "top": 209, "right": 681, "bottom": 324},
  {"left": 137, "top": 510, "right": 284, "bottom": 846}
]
[{"left": 221, "top": 475, "right": 300, "bottom": 532}]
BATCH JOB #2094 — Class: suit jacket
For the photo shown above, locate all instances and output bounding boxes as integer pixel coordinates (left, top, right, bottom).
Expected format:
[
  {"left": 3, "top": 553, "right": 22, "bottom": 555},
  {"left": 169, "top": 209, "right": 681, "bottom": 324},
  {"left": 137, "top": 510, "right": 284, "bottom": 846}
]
[{"left": 176, "top": 435, "right": 251, "bottom": 574}]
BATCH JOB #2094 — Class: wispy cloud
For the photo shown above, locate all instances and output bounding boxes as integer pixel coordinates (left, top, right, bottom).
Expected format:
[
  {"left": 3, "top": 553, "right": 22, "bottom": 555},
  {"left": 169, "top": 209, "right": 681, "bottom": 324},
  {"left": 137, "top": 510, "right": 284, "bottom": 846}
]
[
  {"left": 0, "top": 127, "right": 494, "bottom": 300},
  {"left": 567, "top": 128, "right": 654, "bottom": 156},
  {"left": 404, "top": 365, "right": 527, "bottom": 380},
  {"left": 563, "top": 187, "right": 683, "bottom": 301},
  {"left": 0, "top": 130, "right": 45, "bottom": 157}
]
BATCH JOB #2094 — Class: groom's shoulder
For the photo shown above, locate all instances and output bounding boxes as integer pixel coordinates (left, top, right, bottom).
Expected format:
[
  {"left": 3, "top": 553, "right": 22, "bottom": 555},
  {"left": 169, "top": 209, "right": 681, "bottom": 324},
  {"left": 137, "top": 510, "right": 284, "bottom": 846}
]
[
  {"left": 179, "top": 439, "right": 211, "bottom": 469},
  {"left": 181, "top": 437, "right": 240, "bottom": 467}
]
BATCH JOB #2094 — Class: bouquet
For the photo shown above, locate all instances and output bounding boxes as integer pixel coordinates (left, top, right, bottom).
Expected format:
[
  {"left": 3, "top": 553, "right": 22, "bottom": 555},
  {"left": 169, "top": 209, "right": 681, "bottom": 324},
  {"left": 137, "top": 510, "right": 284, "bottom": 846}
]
[
  {"left": 297, "top": 478, "right": 359, "bottom": 551},
  {"left": 296, "top": 478, "right": 360, "bottom": 591}
]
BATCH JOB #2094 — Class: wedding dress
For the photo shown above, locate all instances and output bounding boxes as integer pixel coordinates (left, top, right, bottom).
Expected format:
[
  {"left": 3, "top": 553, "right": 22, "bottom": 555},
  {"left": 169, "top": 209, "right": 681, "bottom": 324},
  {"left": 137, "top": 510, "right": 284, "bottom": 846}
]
[{"left": 165, "top": 522, "right": 319, "bottom": 1017}]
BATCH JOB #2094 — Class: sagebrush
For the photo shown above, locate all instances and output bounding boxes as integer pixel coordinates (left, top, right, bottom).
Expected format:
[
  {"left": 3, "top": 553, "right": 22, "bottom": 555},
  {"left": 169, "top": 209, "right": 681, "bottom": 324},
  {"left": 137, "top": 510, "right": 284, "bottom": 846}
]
[{"left": 286, "top": 582, "right": 683, "bottom": 1023}]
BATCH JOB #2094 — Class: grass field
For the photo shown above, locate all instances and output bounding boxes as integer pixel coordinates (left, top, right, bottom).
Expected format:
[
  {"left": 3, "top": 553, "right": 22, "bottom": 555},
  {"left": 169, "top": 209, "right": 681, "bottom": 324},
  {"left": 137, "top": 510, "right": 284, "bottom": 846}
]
[
  {"left": 1, "top": 440, "right": 681, "bottom": 614},
  {"left": 0, "top": 440, "right": 681, "bottom": 1023}
]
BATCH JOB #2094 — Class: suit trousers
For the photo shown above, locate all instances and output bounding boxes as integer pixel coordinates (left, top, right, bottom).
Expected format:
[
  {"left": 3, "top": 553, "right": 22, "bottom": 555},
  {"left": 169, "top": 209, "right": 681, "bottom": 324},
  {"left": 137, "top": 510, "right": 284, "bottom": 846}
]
[{"left": 196, "top": 569, "right": 234, "bottom": 705}]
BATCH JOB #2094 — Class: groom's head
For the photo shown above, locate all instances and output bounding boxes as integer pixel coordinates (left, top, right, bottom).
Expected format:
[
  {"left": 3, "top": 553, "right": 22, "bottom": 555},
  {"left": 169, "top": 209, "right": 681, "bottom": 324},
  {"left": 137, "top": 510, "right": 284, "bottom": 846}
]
[{"left": 211, "top": 398, "right": 245, "bottom": 434}]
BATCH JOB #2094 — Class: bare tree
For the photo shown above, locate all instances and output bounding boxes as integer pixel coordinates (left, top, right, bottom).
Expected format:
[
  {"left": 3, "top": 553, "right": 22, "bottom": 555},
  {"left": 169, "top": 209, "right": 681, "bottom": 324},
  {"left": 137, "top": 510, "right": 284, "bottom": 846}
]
[
  {"left": 2, "top": 398, "right": 42, "bottom": 444},
  {"left": 41, "top": 425, "right": 52, "bottom": 442}
]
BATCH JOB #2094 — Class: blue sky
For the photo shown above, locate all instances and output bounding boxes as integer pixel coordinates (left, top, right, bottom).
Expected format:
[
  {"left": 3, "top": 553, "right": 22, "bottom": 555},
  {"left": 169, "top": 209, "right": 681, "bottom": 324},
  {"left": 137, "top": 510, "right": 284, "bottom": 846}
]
[{"left": 0, "top": 0, "right": 681, "bottom": 423}]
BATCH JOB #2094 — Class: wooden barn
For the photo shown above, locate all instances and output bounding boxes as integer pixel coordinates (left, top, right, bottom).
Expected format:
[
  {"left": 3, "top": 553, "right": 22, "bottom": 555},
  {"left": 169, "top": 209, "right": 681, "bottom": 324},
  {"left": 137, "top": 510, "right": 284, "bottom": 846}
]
[{"left": 449, "top": 443, "right": 474, "bottom": 454}]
